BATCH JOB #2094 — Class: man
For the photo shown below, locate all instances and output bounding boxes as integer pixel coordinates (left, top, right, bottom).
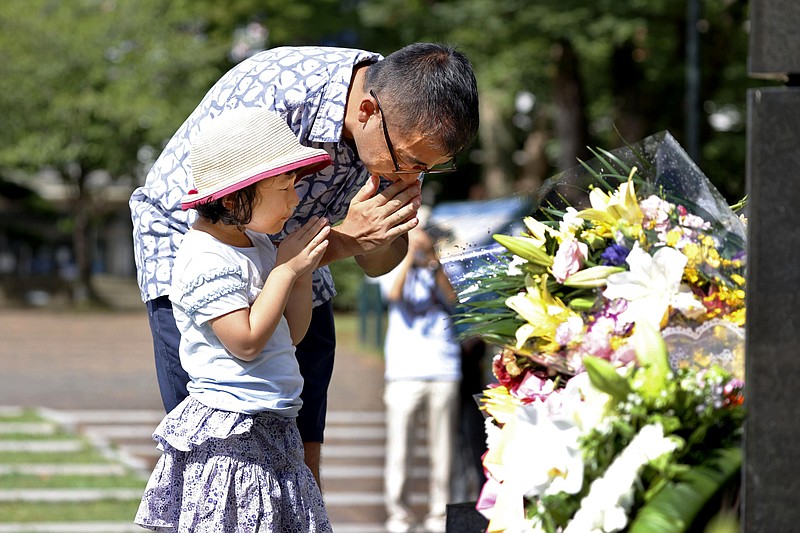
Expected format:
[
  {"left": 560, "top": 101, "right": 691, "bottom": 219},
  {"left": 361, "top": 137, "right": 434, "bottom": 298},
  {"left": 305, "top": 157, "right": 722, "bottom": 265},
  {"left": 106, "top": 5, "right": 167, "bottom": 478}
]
[{"left": 130, "top": 42, "right": 480, "bottom": 486}]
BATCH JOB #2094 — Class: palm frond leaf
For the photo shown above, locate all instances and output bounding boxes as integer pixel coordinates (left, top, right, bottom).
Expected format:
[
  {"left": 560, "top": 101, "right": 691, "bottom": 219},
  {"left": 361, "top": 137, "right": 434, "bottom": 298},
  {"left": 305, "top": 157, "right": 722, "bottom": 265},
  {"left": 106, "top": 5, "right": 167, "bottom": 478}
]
[{"left": 628, "top": 448, "right": 741, "bottom": 533}]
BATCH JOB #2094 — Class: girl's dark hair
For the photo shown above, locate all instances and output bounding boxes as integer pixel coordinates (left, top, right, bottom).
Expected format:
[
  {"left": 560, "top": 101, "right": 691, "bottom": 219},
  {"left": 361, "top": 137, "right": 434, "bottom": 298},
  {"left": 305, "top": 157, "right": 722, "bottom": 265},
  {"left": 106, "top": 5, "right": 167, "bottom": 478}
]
[
  {"left": 364, "top": 42, "right": 480, "bottom": 156},
  {"left": 193, "top": 183, "right": 258, "bottom": 228}
]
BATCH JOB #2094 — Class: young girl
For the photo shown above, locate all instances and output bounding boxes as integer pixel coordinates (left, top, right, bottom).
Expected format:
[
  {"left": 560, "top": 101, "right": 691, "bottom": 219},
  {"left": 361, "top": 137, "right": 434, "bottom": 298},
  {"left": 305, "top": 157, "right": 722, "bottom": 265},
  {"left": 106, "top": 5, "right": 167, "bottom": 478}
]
[{"left": 135, "top": 107, "right": 334, "bottom": 532}]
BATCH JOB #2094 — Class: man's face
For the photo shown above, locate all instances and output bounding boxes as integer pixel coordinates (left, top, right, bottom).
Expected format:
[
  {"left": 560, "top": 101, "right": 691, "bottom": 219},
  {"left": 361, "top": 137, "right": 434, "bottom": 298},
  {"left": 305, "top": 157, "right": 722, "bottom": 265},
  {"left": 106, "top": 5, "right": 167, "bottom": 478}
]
[{"left": 361, "top": 90, "right": 453, "bottom": 184}]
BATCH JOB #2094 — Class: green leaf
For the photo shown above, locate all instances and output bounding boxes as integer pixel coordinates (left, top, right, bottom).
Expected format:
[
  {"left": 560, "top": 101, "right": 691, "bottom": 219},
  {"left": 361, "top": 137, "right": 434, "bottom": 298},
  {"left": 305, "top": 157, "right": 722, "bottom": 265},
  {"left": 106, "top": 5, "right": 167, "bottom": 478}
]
[
  {"left": 583, "top": 356, "right": 631, "bottom": 403},
  {"left": 493, "top": 234, "right": 554, "bottom": 266},
  {"left": 577, "top": 157, "right": 615, "bottom": 192},
  {"left": 628, "top": 447, "right": 742, "bottom": 533},
  {"left": 586, "top": 148, "right": 630, "bottom": 186},
  {"left": 595, "top": 147, "right": 634, "bottom": 175},
  {"left": 634, "top": 320, "right": 670, "bottom": 401}
]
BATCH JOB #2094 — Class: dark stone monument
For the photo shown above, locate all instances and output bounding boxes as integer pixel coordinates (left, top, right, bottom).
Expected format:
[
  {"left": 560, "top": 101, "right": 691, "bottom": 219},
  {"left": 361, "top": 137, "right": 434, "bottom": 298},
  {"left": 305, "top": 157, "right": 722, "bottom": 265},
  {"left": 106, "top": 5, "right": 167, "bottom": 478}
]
[
  {"left": 744, "top": 1, "right": 800, "bottom": 531},
  {"left": 446, "top": 502, "right": 489, "bottom": 533},
  {"left": 747, "top": 0, "right": 800, "bottom": 77}
]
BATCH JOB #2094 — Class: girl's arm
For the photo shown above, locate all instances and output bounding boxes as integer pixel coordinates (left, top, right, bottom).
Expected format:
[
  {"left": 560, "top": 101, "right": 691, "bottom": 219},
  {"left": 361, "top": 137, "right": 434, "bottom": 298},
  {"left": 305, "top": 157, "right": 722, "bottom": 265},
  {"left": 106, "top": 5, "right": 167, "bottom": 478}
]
[
  {"left": 283, "top": 272, "right": 314, "bottom": 345},
  {"left": 211, "top": 218, "right": 330, "bottom": 361}
]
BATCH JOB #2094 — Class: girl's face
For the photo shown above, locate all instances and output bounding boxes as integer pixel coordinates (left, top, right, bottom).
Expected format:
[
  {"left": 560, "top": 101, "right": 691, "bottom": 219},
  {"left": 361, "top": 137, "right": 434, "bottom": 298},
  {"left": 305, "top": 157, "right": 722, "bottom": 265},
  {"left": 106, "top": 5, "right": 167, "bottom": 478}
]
[{"left": 247, "top": 172, "right": 300, "bottom": 234}]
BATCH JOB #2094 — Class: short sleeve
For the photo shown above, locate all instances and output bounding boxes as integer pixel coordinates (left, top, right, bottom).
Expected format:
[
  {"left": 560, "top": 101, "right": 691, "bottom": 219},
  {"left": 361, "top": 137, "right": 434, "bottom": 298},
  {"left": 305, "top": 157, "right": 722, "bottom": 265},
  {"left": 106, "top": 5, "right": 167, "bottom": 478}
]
[{"left": 172, "top": 256, "right": 251, "bottom": 326}]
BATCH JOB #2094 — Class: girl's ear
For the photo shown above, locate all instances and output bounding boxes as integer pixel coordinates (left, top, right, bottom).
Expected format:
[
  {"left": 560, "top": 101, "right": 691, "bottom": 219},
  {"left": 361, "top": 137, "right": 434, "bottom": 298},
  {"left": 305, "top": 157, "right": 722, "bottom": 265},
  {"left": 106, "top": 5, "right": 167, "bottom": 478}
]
[{"left": 221, "top": 194, "right": 236, "bottom": 210}]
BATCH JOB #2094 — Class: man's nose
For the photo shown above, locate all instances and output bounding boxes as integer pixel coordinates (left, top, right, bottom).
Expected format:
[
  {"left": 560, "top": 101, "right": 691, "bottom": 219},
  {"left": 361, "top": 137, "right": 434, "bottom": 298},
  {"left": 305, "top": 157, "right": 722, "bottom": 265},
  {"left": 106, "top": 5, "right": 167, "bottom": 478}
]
[{"left": 395, "top": 172, "right": 423, "bottom": 185}]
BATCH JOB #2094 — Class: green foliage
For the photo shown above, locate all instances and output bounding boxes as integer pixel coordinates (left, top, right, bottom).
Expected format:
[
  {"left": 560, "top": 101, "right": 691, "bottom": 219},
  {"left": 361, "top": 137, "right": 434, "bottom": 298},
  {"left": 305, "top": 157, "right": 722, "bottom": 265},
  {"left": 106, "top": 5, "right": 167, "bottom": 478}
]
[
  {"left": 0, "top": 0, "right": 222, "bottom": 175},
  {"left": 584, "top": 356, "right": 631, "bottom": 403},
  {"left": 633, "top": 320, "right": 670, "bottom": 402},
  {"left": 0, "top": 0, "right": 774, "bottom": 306},
  {"left": 329, "top": 257, "right": 366, "bottom": 312},
  {"left": 355, "top": 0, "right": 767, "bottom": 200},
  {"left": 628, "top": 448, "right": 742, "bottom": 533},
  {"left": 0, "top": 0, "right": 768, "bottom": 199}
]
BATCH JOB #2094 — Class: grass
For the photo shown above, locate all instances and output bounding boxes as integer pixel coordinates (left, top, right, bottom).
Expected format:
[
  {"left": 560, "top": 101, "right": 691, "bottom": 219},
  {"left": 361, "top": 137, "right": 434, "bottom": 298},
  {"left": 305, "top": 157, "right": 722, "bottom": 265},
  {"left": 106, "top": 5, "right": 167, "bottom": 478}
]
[
  {"left": 0, "top": 408, "right": 146, "bottom": 523},
  {"left": 1, "top": 473, "right": 145, "bottom": 489},
  {"left": 333, "top": 311, "right": 386, "bottom": 359},
  {"left": 0, "top": 501, "right": 143, "bottom": 521},
  {"left": 0, "top": 410, "right": 43, "bottom": 423}
]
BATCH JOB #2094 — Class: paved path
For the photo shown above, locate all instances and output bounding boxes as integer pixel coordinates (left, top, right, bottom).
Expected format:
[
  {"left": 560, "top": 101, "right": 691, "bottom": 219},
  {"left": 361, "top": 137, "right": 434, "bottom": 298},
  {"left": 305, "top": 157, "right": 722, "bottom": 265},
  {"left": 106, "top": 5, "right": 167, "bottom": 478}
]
[{"left": 0, "top": 309, "right": 434, "bottom": 532}]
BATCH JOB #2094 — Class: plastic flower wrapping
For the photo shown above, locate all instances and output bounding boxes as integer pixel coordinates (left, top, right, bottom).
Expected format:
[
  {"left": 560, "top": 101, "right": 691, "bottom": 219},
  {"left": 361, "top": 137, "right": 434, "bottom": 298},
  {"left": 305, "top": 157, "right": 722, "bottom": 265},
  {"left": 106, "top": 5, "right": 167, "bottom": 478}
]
[{"left": 430, "top": 132, "right": 747, "bottom": 532}]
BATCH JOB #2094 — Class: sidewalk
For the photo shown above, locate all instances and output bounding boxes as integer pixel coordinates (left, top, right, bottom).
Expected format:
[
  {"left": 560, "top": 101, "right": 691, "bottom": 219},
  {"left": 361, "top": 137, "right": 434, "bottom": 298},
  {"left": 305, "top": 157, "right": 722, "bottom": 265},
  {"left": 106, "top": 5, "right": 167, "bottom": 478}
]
[{"left": 0, "top": 308, "right": 386, "bottom": 412}]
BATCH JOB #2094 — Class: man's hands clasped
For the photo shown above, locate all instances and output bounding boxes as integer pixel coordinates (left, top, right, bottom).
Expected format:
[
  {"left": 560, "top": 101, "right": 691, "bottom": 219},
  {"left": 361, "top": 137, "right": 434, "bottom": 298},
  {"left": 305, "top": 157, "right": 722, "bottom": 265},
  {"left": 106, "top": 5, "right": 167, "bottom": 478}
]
[{"left": 335, "top": 175, "right": 422, "bottom": 257}]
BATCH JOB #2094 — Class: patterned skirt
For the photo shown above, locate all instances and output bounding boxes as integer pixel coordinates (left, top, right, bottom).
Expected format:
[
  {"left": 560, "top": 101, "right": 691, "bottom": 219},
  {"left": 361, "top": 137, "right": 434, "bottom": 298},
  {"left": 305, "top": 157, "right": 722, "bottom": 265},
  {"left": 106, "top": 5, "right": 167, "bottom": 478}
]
[{"left": 134, "top": 397, "right": 332, "bottom": 532}]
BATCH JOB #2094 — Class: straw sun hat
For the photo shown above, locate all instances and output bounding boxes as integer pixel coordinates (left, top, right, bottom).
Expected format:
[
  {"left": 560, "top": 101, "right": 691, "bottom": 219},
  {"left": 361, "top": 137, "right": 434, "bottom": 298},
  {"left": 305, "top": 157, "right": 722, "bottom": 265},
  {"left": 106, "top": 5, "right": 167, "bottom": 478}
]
[{"left": 181, "top": 107, "right": 332, "bottom": 210}]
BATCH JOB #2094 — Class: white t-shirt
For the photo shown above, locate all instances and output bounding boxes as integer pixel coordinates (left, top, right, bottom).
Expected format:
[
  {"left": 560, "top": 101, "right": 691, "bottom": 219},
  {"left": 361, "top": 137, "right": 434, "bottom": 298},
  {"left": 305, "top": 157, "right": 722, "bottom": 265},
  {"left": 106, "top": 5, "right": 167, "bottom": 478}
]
[
  {"left": 378, "top": 266, "right": 461, "bottom": 382},
  {"left": 169, "top": 229, "right": 303, "bottom": 416}
]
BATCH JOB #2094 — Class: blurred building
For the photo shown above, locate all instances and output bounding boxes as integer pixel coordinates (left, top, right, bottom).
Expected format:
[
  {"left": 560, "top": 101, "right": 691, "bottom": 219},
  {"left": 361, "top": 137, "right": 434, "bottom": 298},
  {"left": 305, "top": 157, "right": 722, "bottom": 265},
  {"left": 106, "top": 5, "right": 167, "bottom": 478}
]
[{"left": 0, "top": 170, "right": 135, "bottom": 306}]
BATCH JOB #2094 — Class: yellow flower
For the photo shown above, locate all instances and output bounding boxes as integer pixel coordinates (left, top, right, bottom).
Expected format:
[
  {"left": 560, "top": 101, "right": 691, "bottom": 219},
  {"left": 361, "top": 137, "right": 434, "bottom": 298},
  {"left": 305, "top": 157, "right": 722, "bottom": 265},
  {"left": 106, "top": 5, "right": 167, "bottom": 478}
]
[
  {"left": 580, "top": 228, "right": 609, "bottom": 249},
  {"left": 683, "top": 267, "right": 701, "bottom": 285},
  {"left": 506, "top": 275, "right": 576, "bottom": 350},
  {"left": 665, "top": 228, "right": 683, "bottom": 247},
  {"left": 524, "top": 216, "right": 558, "bottom": 247},
  {"left": 620, "top": 222, "right": 644, "bottom": 241},
  {"left": 481, "top": 385, "right": 518, "bottom": 425},
  {"left": 682, "top": 242, "right": 701, "bottom": 265},
  {"left": 728, "top": 307, "right": 746, "bottom": 326},
  {"left": 577, "top": 168, "right": 644, "bottom": 230}
]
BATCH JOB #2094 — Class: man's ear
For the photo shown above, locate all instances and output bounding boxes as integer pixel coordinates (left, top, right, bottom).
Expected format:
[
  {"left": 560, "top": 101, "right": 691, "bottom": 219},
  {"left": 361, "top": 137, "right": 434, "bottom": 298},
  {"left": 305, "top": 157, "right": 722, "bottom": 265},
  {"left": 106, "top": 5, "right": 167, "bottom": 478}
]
[{"left": 356, "top": 94, "right": 378, "bottom": 125}]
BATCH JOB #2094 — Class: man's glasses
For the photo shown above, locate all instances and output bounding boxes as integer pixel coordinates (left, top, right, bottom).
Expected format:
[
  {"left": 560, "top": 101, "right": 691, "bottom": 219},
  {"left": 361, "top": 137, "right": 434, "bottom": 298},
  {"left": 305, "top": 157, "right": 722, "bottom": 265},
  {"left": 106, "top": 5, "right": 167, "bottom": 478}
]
[{"left": 370, "top": 89, "right": 457, "bottom": 176}]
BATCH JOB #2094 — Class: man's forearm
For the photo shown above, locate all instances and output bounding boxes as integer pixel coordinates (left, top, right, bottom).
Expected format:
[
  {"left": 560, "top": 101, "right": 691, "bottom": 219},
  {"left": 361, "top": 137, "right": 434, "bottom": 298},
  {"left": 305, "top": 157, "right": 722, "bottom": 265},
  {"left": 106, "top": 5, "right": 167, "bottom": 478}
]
[
  {"left": 355, "top": 235, "right": 408, "bottom": 278},
  {"left": 318, "top": 226, "right": 408, "bottom": 277},
  {"left": 316, "top": 226, "right": 358, "bottom": 267}
]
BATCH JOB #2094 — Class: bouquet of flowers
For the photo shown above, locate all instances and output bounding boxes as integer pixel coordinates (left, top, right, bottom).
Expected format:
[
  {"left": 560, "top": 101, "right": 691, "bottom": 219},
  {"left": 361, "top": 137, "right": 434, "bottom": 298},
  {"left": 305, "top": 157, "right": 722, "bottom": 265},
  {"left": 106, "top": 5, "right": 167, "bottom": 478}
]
[{"left": 434, "top": 132, "right": 747, "bottom": 532}]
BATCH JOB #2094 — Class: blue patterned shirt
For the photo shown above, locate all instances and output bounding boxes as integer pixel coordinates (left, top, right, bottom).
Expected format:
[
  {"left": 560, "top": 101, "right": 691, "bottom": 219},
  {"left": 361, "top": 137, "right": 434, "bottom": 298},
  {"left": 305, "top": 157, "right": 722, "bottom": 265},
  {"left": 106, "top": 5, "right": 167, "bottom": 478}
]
[{"left": 130, "top": 46, "right": 383, "bottom": 305}]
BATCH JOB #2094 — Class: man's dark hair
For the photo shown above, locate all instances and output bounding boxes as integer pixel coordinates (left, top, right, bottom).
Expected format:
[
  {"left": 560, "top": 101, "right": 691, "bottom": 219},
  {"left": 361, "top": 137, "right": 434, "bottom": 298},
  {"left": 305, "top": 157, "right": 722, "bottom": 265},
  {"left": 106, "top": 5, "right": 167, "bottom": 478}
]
[
  {"left": 193, "top": 184, "right": 258, "bottom": 228},
  {"left": 364, "top": 43, "right": 479, "bottom": 157}
]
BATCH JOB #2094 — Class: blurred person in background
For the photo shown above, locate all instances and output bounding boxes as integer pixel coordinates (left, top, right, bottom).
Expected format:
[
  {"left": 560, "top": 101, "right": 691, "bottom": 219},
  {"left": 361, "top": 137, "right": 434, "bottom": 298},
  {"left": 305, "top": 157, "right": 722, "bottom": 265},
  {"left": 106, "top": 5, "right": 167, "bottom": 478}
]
[{"left": 378, "top": 209, "right": 461, "bottom": 533}]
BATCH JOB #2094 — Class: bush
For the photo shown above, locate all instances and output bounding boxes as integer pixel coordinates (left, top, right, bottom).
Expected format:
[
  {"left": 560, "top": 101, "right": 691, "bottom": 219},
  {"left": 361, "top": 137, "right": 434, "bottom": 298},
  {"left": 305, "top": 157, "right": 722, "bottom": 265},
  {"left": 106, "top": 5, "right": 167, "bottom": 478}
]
[{"left": 329, "top": 257, "right": 367, "bottom": 312}]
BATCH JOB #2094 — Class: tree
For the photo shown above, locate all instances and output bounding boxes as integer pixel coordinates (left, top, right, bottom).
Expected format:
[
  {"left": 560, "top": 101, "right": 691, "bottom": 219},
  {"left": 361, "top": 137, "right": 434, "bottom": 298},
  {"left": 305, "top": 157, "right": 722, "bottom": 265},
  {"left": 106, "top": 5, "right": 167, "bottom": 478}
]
[
  {"left": 354, "top": 0, "right": 762, "bottom": 202},
  {"left": 0, "top": 0, "right": 223, "bottom": 303}
]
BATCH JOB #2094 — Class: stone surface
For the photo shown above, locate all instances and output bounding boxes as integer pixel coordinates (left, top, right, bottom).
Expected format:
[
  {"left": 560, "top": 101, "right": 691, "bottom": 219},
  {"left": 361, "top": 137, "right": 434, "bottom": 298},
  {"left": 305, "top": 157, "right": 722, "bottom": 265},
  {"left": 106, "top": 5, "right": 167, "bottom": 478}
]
[
  {"left": 744, "top": 86, "right": 800, "bottom": 532},
  {"left": 446, "top": 502, "right": 489, "bottom": 533},
  {"left": 748, "top": 0, "right": 800, "bottom": 76}
]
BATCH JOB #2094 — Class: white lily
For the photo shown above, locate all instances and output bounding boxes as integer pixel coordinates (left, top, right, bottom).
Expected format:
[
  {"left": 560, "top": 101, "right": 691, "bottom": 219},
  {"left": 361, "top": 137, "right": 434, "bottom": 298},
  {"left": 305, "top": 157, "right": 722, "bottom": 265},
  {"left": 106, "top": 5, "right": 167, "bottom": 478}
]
[
  {"left": 560, "top": 372, "right": 613, "bottom": 433},
  {"left": 559, "top": 207, "right": 586, "bottom": 236},
  {"left": 602, "top": 243, "right": 704, "bottom": 328},
  {"left": 483, "top": 401, "right": 584, "bottom": 532},
  {"left": 563, "top": 423, "right": 677, "bottom": 533}
]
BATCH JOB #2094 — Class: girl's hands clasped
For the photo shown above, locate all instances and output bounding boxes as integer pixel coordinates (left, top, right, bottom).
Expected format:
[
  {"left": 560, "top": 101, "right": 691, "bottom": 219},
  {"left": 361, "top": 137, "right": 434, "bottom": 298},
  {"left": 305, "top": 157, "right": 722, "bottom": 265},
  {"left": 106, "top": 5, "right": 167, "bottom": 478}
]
[{"left": 275, "top": 216, "right": 331, "bottom": 278}]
